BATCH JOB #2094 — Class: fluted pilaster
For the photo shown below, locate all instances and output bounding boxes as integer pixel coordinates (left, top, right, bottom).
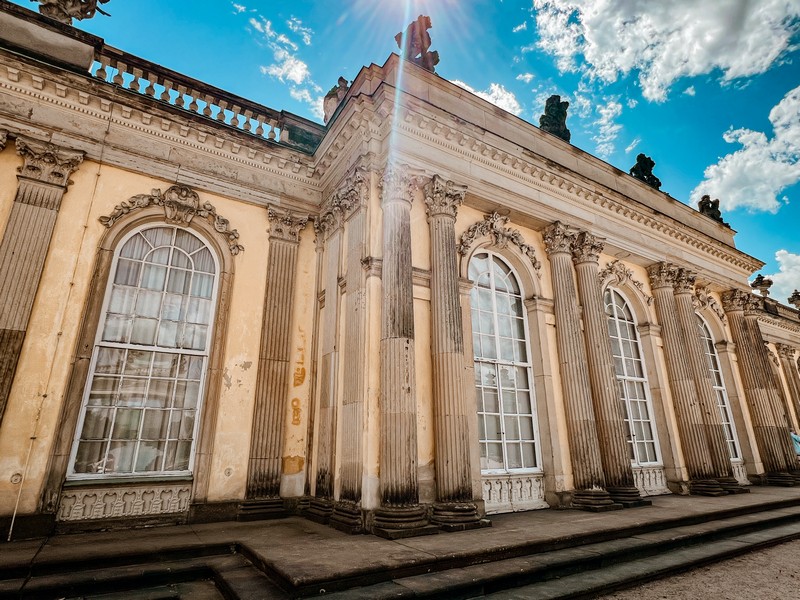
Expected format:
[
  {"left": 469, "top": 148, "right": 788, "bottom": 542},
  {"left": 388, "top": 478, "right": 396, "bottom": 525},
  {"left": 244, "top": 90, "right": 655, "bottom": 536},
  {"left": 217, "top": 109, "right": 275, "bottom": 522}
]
[
  {"left": 424, "top": 175, "right": 483, "bottom": 529},
  {"left": 776, "top": 344, "right": 800, "bottom": 424},
  {"left": 0, "top": 136, "right": 83, "bottom": 425},
  {"left": 373, "top": 164, "right": 432, "bottom": 537},
  {"left": 722, "top": 290, "right": 797, "bottom": 482},
  {"left": 648, "top": 263, "right": 722, "bottom": 494},
  {"left": 572, "top": 232, "right": 646, "bottom": 506},
  {"left": 246, "top": 209, "right": 308, "bottom": 502},
  {"left": 672, "top": 270, "right": 740, "bottom": 490},
  {"left": 544, "top": 222, "right": 617, "bottom": 510}
]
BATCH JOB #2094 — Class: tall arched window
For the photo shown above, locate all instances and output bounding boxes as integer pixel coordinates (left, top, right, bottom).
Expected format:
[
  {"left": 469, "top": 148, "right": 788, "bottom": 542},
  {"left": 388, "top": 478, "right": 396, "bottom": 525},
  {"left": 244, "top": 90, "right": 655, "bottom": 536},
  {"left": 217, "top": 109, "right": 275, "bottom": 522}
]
[
  {"left": 469, "top": 251, "right": 540, "bottom": 472},
  {"left": 68, "top": 225, "right": 218, "bottom": 478},
  {"left": 604, "top": 288, "right": 660, "bottom": 465},
  {"left": 697, "top": 315, "right": 741, "bottom": 460}
]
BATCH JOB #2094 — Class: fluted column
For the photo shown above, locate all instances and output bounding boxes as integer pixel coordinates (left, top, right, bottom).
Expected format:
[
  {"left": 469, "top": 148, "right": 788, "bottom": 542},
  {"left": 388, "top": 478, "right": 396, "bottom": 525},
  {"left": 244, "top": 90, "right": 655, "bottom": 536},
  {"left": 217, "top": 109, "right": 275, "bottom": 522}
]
[
  {"left": 776, "top": 344, "right": 800, "bottom": 424},
  {"left": 424, "top": 175, "right": 483, "bottom": 530},
  {"left": 373, "top": 164, "right": 433, "bottom": 538},
  {"left": 330, "top": 169, "right": 370, "bottom": 534},
  {"left": 722, "top": 290, "right": 797, "bottom": 483},
  {"left": 245, "top": 209, "right": 309, "bottom": 509},
  {"left": 571, "top": 232, "right": 648, "bottom": 507},
  {"left": 672, "top": 269, "right": 744, "bottom": 492},
  {"left": 647, "top": 263, "right": 724, "bottom": 495},
  {"left": 0, "top": 136, "right": 83, "bottom": 426},
  {"left": 543, "top": 222, "right": 618, "bottom": 511}
]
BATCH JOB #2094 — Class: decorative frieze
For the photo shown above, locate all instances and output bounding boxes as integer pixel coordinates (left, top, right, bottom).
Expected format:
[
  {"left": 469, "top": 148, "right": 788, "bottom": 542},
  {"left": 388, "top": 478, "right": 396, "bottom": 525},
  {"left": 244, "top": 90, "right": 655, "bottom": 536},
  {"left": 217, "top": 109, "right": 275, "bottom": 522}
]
[
  {"left": 267, "top": 208, "right": 309, "bottom": 243},
  {"left": 99, "top": 185, "right": 244, "bottom": 255},
  {"left": 458, "top": 212, "right": 541, "bottom": 273},
  {"left": 598, "top": 260, "right": 653, "bottom": 305},
  {"left": 481, "top": 473, "right": 548, "bottom": 514},
  {"left": 57, "top": 484, "right": 191, "bottom": 522}
]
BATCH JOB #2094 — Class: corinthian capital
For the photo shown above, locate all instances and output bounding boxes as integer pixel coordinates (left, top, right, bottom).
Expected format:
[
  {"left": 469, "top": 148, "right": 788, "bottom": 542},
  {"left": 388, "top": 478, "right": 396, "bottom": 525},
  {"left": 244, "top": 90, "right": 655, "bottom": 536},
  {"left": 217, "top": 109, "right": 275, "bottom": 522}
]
[
  {"left": 423, "top": 174, "right": 467, "bottom": 220},
  {"left": 571, "top": 231, "right": 604, "bottom": 264},
  {"left": 380, "top": 163, "right": 423, "bottom": 207},
  {"left": 721, "top": 289, "right": 750, "bottom": 312},
  {"left": 673, "top": 268, "right": 697, "bottom": 294},
  {"left": 16, "top": 136, "right": 84, "bottom": 187},
  {"left": 268, "top": 208, "right": 309, "bottom": 243},
  {"left": 542, "top": 221, "right": 577, "bottom": 256},
  {"left": 775, "top": 343, "right": 797, "bottom": 361},
  {"left": 646, "top": 262, "right": 678, "bottom": 290}
]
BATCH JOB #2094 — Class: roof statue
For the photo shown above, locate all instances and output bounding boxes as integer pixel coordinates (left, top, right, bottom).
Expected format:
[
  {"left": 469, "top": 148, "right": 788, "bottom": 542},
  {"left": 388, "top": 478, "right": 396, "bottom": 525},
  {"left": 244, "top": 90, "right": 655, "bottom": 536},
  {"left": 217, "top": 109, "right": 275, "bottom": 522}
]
[
  {"left": 629, "top": 153, "right": 662, "bottom": 190},
  {"left": 789, "top": 290, "right": 800, "bottom": 309},
  {"left": 395, "top": 15, "right": 440, "bottom": 73},
  {"left": 538, "top": 95, "right": 571, "bottom": 142},
  {"left": 32, "top": 0, "right": 110, "bottom": 24},
  {"left": 751, "top": 274, "right": 773, "bottom": 297},
  {"left": 323, "top": 76, "right": 349, "bottom": 125},
  {"left": 698, "top": 194, "right": 729, "bottom": 227}
]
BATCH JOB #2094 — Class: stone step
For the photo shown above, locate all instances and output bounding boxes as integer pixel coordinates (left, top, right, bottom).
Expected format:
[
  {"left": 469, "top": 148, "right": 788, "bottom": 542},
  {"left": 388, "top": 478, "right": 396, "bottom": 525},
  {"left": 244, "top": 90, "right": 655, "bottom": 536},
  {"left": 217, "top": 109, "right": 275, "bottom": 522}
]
[{"left": 315, "top": 507, "right": 800, "bottom": 599}]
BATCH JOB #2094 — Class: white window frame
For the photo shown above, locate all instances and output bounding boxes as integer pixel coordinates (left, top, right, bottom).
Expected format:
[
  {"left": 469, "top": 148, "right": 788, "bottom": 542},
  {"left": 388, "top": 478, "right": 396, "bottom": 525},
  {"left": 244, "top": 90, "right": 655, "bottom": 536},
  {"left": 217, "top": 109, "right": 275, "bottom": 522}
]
[
  {"left": 604, "top": 287, "right": 662, "bottom": 467},
  {"left": 697, "top": 314, "right": 742, "bottom": 461},
  {"left": 67, "top": 224, "right": 220, "bottom": 481},
  {"left": 469, "top": 250, "right": 542, "bottom": 475}
]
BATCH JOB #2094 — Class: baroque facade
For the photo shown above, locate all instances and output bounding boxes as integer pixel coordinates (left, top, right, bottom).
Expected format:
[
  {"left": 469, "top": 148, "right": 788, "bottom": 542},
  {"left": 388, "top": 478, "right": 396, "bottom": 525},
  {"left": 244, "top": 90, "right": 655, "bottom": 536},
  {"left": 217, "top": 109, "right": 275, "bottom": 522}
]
[{"left": 1, "top": 2, "right": 800, "bottom": 539}]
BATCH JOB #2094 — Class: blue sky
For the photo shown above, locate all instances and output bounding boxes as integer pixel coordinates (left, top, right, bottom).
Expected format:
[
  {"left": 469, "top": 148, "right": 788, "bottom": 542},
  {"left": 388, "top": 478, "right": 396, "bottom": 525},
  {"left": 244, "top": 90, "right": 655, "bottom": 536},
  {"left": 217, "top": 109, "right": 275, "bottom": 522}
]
[{"left": 17, "top": 0, "right": 800, "bottom": 300}]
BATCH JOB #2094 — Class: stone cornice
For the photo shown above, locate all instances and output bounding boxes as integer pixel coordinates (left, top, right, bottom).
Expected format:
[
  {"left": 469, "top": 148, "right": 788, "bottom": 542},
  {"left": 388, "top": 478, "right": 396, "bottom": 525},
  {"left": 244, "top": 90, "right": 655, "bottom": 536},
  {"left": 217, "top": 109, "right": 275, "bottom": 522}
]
[
  {"left": 423, "top": 174, "right": 466, "bottom": 221},
  {"left": 16, "top": 135, "right": 84, "bottom": 187},
  {"left": 599, "top": 260, "right": 653, "bottom": 305},
  {"left": 647, "top": 262, "right": 678, "bottom": 290},
  {"left": 267, "top": 208, "right": 309, "bottom": 243},
  {"left": 395, "top": 106, "right": 762, "bottom": 274},
  {"left": 693, "top": 285, "right": 726, "bottom": 323},
  {"left": 98, "top": 184, "right": 244, "bottom": 255},
  {"left": 571, "top": 231, "right": 604, "bottom": 265},
  {"left": 458, "top": 212, "right": 542, "bottom": 275}
]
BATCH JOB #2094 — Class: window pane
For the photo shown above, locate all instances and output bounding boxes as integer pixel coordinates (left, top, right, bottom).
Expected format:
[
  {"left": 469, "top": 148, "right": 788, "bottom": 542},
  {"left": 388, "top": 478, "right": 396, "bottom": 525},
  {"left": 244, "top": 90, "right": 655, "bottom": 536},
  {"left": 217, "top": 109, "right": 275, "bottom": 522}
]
[
  {"left": 81, "top": 408, "right": 112, "bottom": 440},
  {"left": 140, "top": 264, "right": 167, "bottom": 291},
  {"left": 112, "top": 409, "right": 142, "bottom": 439},
  {"left": 74, "top": 441, "right": 107, "bottom": 473}
]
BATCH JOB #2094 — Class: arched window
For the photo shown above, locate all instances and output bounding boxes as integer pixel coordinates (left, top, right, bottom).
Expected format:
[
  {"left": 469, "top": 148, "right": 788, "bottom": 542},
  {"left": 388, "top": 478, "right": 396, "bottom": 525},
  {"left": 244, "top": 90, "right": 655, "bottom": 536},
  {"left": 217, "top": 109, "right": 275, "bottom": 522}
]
[
  {"left": 697, "top": 315, "right": 741, "bottom": 460},
  {"left": 604, "top": 288, "right": 660, "bottom": 465},
  {"left": 469, "top": 251, "right": 540, "bottom": 472},
  {"left": 68, "top": 225, "right": 218, "bottom": 478}
]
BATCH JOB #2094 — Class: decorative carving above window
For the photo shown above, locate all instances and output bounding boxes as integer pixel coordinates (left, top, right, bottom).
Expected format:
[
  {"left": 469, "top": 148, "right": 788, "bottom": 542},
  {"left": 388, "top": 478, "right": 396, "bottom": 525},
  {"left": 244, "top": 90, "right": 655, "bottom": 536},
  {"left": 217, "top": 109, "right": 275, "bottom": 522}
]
[
  {"left": 458, "top": 212, "right": 542, "bottom": 275},
  {"left": 98, "top": 185, "right": 244, "bottom": 255},
  {"left": 693, "top": 285, "right": 727, "bottom": 323},
  {"left": 599, "top": 260, "right": 653, "bottom": 305}
]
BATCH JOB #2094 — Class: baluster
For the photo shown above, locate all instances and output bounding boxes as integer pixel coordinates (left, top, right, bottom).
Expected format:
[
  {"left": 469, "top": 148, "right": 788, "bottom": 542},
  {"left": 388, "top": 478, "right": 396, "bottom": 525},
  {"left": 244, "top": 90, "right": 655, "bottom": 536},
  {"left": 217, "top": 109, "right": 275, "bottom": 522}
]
[
  {"left": 144, "top": 72, "right": 157, "bottom": 97},
  {"left": 216, "top": 100, "right": 229, "bottom": 122},
  {"left": 267, "top": 119, "right": 277, "bottom": 140},
  {"left": 255, "top": 115, "right": 265, "bottom": 137},
  {"left": 160, "top": 80, "right": 173, "bottom": 102},
  {"left": 230, "top": 105, "right": 243, "bottom": 129},
  {"left": 188, "top": 89, "right": 200, "bottom": 113},
  {"left": 112, "top": 61, "right": 126, "bottom": 86},
  {"left": 131, "top": 67, "right": 144, "bottom": 93},
  {"left": 95, "top": 57, "right": 111, "bottom": 82},
  {"left": 242, "top": 109, "right": 253, "bottom": 132},
  {"left": 175, "top": 85, "right": 188, "bottom": 108},
  {"left": 202, "top": 95, "right": 214, "bottom": 117}
]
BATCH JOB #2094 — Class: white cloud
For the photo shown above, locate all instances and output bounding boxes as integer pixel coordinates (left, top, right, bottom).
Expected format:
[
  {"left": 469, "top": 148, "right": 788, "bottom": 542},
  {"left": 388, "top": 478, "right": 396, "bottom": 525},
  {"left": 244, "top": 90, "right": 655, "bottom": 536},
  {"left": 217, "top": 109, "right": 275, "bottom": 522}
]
[
  {"left": 276, "top": 33, "right": 298, "bottom": 51},
  {"left": 249, "top": 17, "right": 275, "bottom": 39},
  {"left": 451, "top": 80, "right": 523, "bottom": 116},
  {"left": 290, "top": 88, "right": 324, "bottom": 121},
  {"left": 532, "top": 0, "right": 800, "bottom": 101},
  {"left": 232, "top": 3, "right": 246, "bottom": 13},
  {"left": 692, "top": 84, "right": 800, "bottom": 213},
  {"left": 627, "top": 98, "right": 638, "bottom": 109},
  {"left": 592, "top": 98, "right": 622, "bottom": 157},
  {"left": 625, "top": 137, "right": 641, "bottom": 154},
  {"left": 262, "top": 47, "right": 310, "bottom": 85},
  {"left": 516, "top": 73, "right": 535, "bottom": 84},
  {"left": 761, "top": 250, "right": 800, "bottom": 301},
  {"left": 513, "top": 22, "right": 528, "bottom": 32},
  {"left": 683, "top": 86, "right": 696, "bottom": 97},
  {"left": 287, "top": 16, "right": 313, "bottom": 46}
]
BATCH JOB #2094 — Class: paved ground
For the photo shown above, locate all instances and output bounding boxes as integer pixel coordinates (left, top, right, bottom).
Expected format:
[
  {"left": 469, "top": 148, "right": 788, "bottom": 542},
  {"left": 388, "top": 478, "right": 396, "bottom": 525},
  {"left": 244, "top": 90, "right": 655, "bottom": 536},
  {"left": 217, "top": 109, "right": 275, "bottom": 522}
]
[{"left": 598, "top": 538, "right": 800, "bottom": 600}]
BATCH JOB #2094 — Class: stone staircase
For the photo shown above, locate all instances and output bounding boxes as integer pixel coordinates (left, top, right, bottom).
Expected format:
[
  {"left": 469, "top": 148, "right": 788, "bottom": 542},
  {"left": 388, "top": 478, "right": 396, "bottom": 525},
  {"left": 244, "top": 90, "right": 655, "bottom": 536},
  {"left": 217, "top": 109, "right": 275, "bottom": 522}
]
[{"left": 3, "top": 496, "right": 800, "bottom": 599}]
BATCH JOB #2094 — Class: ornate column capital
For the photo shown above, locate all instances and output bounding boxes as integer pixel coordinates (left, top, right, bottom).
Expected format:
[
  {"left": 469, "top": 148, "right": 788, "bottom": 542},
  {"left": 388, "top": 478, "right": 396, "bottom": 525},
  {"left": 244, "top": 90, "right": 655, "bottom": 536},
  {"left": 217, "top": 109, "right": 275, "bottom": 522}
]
[
  {"left": 775, "top": 343, "right": 797, "bottom": 361},
  {"left": 314, "top": 167, "right": 370, "bottom": 241},
  {"left": 542, "top": 221, "right": 577, "bottom": 256},
  {"left": 673, "top": 268, "right": 697, "bottom": 294},
  {"left": 721, "top": 289, "right": 750, "bottom": 312},
  {"left": 646, "top": 262, "right": 678, "bottom": 290},
  {"left": 571, "top": 231, "right": 604, "bottom": 265},
  {"left": 423, "top": 174, "right": 466, "bottom": 221},
  {"left": 379, "top": 163, "right": 423, "bottom": 207},
  {"left": 16, "top": 136, "right": 84, "bottom": 188},
  {"left": 267, "top": 208, "right": 309, "bottom": 243}
]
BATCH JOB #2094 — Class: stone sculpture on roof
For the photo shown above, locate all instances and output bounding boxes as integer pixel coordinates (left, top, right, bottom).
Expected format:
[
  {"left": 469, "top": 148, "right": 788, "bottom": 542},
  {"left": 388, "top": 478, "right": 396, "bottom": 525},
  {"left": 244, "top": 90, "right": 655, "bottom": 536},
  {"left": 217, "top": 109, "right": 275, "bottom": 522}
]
[
  {"left": 698, "top": 194, "right": 729, "bottom": 227},
  {"left": 323, "top": 76, "right": 350, "bottom": 125},
  {"left": 396, "top": 15, "right": 440, "bottom": 73},
  {"left": 751, "top": 274, "right": 774, "bottom": 297},
  {"left": 32, "top": 0, "right": 110, "bottom": 24},
  {"left": 538, "top": 95, "right": 571, "bottom": 142},
  {"left": 629, "top": 153, "right": 662, "bottom": 190}
]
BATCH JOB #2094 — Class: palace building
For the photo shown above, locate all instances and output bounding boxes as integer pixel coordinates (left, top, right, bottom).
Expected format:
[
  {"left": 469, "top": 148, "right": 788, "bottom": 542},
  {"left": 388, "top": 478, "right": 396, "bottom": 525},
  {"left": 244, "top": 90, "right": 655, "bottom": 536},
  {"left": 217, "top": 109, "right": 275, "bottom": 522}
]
[{"left": 1, "top": 1, "right": 800, "bottom": 540}]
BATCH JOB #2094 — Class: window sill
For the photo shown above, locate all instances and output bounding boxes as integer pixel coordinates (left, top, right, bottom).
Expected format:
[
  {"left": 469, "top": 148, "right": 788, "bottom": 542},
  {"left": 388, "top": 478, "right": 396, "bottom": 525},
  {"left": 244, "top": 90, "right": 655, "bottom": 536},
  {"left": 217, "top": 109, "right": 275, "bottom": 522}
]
[{"left": 63, "top": 474, "right": 194, "bottom": 488}]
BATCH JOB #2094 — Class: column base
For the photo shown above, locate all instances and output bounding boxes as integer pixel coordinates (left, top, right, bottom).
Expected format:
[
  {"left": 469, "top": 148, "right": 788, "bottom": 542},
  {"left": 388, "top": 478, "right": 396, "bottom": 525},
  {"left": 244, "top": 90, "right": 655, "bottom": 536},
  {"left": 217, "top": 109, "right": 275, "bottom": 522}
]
[
  {"left": 571, "top": 489, "right": 623, "bottom": 512},
  {"left": 689, "top": 479, "right": 728, "bottom": 496},
  {"left": 330, "top": 500, "right": 364, "bottom": 535},
  {"left": 237, "top": 498, "right": 287, "bottom": 521},
  {"left": 606, "top": 486, "right": 652, "bottom": 508},
  {"left": 372, "top": 505, "right": 438, "bottom": 539},
  {"left": 431, "top": 502, "right": 491, "bottom": 532},
  {"left": 305, "top": 497, "right": 334, "bottom": 524},
  {"left": 789, "top": 471, "right": 800, "bottom": 485},
  {"left": 716, "top": 477, "right": 750, "bottom": 494},
  {"left": 766, "top": 472, "right": 799, "bottom": 487}
]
